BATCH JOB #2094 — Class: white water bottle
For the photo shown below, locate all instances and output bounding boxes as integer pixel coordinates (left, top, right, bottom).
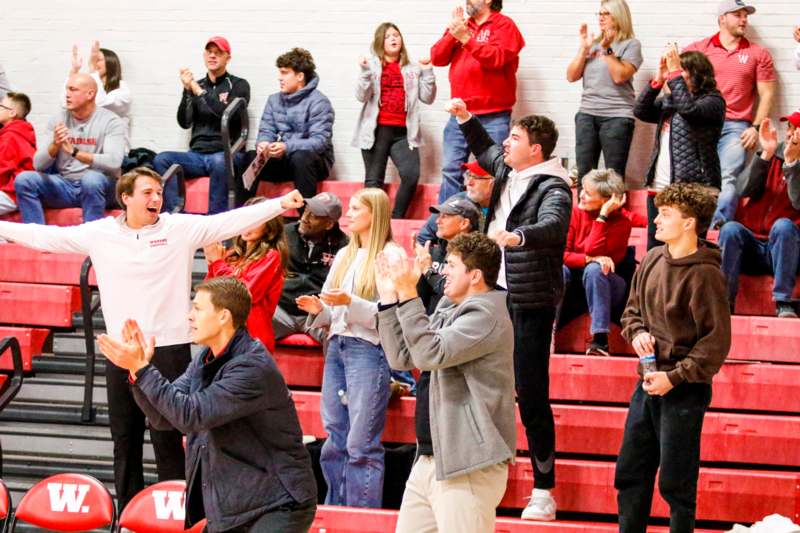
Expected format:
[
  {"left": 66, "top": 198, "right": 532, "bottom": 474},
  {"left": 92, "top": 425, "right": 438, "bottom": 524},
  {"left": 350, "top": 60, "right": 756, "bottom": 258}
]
[{"left": 640, "top": 353, "right": 658, "bottom": 374}]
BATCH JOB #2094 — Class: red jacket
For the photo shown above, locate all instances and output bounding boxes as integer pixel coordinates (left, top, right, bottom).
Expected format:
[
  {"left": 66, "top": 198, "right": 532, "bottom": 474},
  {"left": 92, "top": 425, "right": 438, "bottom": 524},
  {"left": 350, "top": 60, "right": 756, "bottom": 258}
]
[
  {"left": 0, "top": 119, "right": 36, "bottom": 202},
  {"left": 430, "top": 11, "right": 524, "bottom": 115},
  {"left": 207, "top": 249, "right": 285, "bottom": 354},
  {"left": 564, "top": 208, "right": 633, "bottom": 269}
]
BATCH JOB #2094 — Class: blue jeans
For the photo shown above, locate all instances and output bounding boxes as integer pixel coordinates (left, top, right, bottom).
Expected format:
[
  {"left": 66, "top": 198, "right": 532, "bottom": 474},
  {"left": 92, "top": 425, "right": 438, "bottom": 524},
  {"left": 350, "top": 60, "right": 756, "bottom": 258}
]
[
  {"left": 563, "top": 263, "right": 627, "bottom": 334},
  {"left": 718, "top": 219, "right": 800, "bottom": 303},
  {"left": 574, "top": 112, "right": 635, "bottom": 182},
  {"left": 153, "top": 150, "right": 243, "bottom": 214},
  {"left": 439, "top": 111, "right": 511, "bottom": 203},
  {"left": 320, "top": 335, "right": 391, "bottom": 508},
  {"left": 14, "top": 170, "right": 116, "bottom": 224},
  {"left": 712, "top": 120, "right": 751, "bottom": 227}
]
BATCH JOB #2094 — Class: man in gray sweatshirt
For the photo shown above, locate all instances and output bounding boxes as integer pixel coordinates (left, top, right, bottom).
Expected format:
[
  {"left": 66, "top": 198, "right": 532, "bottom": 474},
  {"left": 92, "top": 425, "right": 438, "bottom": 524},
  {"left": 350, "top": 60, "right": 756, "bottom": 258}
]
[
  {"left": 14, "top": 72, "right": 125, "bottom": 224},
  {"left": 376, "top": 231, "right": 515, "bottom": 533}
]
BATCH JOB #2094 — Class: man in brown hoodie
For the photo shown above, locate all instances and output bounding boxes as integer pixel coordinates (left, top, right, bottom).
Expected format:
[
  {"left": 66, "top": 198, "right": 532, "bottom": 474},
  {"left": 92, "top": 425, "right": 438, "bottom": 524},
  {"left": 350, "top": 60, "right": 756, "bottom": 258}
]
[{"left": 615, "top": 183, "right": 731, "bottom": 533}]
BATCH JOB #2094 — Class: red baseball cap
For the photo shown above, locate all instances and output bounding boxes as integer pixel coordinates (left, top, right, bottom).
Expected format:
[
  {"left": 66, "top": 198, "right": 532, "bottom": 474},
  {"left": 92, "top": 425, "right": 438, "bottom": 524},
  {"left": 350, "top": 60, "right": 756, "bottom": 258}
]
[
  {"left": 780, "top": 112, "right": 800, "bottom": 128},
  {"left": 461, "top": 160, "right": 491, "bottom": 177},
  {"left": 205, "top": 36, "right": 231, "bottom": 54}
]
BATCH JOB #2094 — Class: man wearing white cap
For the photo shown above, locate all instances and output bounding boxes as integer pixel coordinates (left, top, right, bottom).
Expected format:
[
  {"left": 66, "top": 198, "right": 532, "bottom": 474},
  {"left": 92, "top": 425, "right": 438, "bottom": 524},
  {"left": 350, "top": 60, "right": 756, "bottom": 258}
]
[{"left": 684, "top": 0, "right": 776, "bottom": 228}]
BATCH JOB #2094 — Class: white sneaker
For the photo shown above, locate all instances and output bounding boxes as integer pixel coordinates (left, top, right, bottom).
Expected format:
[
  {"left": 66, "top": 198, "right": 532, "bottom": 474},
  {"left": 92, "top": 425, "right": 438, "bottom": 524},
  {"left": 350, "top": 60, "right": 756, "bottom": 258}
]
[{"left": 520, "top": 488, "right": 556, "bottom": 521}]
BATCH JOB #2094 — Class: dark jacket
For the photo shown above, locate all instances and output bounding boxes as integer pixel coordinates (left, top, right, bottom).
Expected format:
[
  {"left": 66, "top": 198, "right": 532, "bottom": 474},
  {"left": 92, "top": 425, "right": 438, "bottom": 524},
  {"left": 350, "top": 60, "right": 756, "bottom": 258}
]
[
  {"left": 634, "top": 75, "right": 725, "bottom": 189},
  {"left": 280, "top": 221, "right": 348, "bottom": 315},
  {"left": 177, "top": 72, "right": 251, "bottom": 154},
  {"left": 132, "top": 328, "right": 316, "bottom": 532},
  {"left": 460, "top": 116, "right": 572, "bottom": 309},
  {"left": 417, "top": 238, "right": 449, "bottom": 315}
]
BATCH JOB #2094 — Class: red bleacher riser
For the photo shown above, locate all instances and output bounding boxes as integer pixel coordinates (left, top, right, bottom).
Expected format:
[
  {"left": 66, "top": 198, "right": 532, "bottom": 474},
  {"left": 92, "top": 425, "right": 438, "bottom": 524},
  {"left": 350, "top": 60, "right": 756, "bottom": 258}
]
[
  {"left": 735, "top": 275, "right": 800, "bottom": 316},
  {"left": 0, "top": 243, "right": 97, "bottom": 285},
  {"left": 0, "top": 209, "right": 121, "bottom": 226},
  {"left": 184, "top": 176, "right": 210, "bottom": 214},
  {"left": 628, "top": 227, "right": 648, "bottom": 261},
  {"left": 0, "top": 326, "right": 49, "bottom": 371},
  {"left": 274, "top": 346, "right": 325, "bottom": 388},
  {"left": 0, "top": 282, "right": 81, "bottom": 327}
]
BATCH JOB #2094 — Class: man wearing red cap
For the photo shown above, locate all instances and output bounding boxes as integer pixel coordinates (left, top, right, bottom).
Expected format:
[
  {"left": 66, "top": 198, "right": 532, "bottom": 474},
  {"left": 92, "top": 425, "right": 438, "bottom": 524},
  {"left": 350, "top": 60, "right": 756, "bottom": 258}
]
[
  {"left": 153, "top": 36, "right": 250, "bottom": 214},
  {"left": 718, "top": 113, "right": 800, "bottom": 318}
]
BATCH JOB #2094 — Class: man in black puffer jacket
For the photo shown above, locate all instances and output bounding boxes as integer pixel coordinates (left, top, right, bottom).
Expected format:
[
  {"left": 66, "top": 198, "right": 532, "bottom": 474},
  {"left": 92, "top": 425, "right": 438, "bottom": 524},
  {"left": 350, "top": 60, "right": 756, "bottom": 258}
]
[{"left": 446, "top": 98, "right": 572, "bottom": 521}]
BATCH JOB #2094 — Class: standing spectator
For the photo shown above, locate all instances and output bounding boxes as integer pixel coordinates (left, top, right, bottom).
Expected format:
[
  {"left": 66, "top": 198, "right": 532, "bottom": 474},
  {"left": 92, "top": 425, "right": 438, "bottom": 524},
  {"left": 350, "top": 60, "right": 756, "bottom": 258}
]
[
  {"left": 635, "top": 47, "right": 725, "bottom": 249},
  {"left": 0, "top": 92, "right": 35, "bottom": 216},
  {"left": 566, "top": 0, "right": 642, "bottom": 184},
  {"left": 561, "top": 169, "right": 632, "bottom": 356},
  {"left": 0, "top": 167, "right": 304, "bottom": 512},
  {"left": 98, "top": 278, "right": 317, "bottom": 533},
  {"left": 376, "top": 232, "right": 515, "bottom": 533},
  {"left": 0, "top": 63, "right": 10, "bottom": 99},
  {"left": 68, "top": 42, "right": 132, "bottom": 151},
  {"left": 616, "top": 183, "right": 731, "bottom": 532},
  {"left": 204, "top": 197, "right": 289, "bottom": 353},
  {"left": 794, "top": 25, "right": 800, "bottom": 70},
  {"left": 14, "top": 73, "right": 125, "bottom": 224},
  {"left": 430, "top": 0, "right": 525, "bottom": 203},
  {"left": 446, "top": 98, "right": 572, "bottom": 521},
  {"left": 416, "top": 160, "right": 494, "bottom": 245},
  {"left": 296, "top": 188, "right": 398, "bottom": 508},
  {"left": 353, "top": 23, "right": 437, "bottom": 218},
  {"left": 153, "top": 36, "right": 250, "bottom": 215},
  {"left": 684, "top": 0, "right": 776, "bottom": 227},
  {"left": 718, "top": 115, "right": 800, "bottom": 318},
  {"left": 273, "top": 192, "right": 348, "bottom": 344},
  {"left": 253, "top": 48, "right": 334, "bottom": 200}
]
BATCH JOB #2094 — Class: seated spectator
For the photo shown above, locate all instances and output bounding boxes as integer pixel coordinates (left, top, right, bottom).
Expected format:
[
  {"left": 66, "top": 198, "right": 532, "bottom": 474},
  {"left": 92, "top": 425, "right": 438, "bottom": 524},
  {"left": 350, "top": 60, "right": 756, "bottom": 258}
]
[
  {"left": 561, "top": 169, "right": 632, "bottom": 356},
  {"left": 353, "top": 22, "right": 436, "bottom": 218},
  {"left": 273, "top": 192, "right": 348, "bottom": 344},
  {"left": 204, "top": 197, "right": 289, "bottom": 353},
  {"left": 68, "top": 42, "right": 132, "bottom": 152},
  {"left": 416, "top": 160, "right": 494, "bottom": 245},
  {"left": 252, "top": 48, "right": 334, "bottom": 200},
  {"left": 566, "top": 0, "right": 642, "bottom": 185},
  {"left": 97, "top": 278, "right": 317, "bottom": 533},
  {"left": 376, "top": 232, "right": 515, "bottom": 533},
  {"left": 154, "top": 36, "right": 250, "bottom": 215},
  {"left": 14, "top": 73, "right": 124, "bottom": 224},
  {"left": 0, "top": 92, "right": 35, "bottom": 216},
  {"left": 718, "top": 115, "right": 800, "bottom": 318},
  {"left": 634, "top": 47, "right": 725, "bottom": 249},
  {"left": 0, "top": 63, "right": 10, "bottom": 99}
]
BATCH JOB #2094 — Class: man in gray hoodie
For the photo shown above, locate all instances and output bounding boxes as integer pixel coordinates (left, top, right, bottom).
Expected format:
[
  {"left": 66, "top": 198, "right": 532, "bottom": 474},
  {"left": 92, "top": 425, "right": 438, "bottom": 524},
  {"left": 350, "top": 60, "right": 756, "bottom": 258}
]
[{"left": 376, "top": 231, "right": 515, "bottom": 533}]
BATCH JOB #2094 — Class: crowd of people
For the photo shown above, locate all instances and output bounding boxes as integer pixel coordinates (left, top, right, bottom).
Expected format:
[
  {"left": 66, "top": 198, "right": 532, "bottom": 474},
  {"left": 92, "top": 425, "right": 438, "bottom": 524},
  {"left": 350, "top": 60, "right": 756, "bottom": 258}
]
[{"left": 0, "top": 1, "right": 799, "bottom": 532}]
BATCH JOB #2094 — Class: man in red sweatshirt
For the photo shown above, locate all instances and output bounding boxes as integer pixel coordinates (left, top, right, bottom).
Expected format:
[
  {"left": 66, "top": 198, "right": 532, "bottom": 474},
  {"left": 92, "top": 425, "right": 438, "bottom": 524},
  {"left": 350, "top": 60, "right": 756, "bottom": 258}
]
[
  {"left": 430, "top": 0, "right": 524, "bottom": 203},
  {"left": 718, "top": 113, "right": 800, "bottom": 318},
  {"left": 0, "top": 92, "right": 35, "bottom": 215}
]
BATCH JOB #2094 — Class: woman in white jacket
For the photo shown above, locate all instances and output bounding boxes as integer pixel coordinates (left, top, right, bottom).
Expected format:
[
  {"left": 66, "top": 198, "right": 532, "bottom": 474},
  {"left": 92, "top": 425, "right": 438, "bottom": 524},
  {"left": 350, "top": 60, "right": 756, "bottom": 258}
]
[{"left": 353, "top": 23, "right": 436, "bottom": 219}]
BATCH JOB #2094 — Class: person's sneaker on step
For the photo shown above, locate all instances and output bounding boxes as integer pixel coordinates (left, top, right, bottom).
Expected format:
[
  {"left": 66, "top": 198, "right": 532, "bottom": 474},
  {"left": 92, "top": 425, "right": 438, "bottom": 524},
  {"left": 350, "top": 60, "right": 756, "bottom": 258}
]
[
  {"left": 521, "top": 488, "right": 556, "bottom": 521},
  {"left": 776, "top": 301, "right": 798, "bottom": 319},
  {"left": 585, "top": 332, "right": 610, "bottom": 356}
]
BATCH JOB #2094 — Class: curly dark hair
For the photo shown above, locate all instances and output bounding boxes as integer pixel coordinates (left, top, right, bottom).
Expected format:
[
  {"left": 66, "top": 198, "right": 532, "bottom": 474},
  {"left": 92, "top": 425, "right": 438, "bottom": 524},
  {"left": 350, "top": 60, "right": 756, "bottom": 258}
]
[
  {"left": 654, "top": 183, "right": 717, "bottom": 234},
  {"left": 512, "top": 115, "right": 559, "bottom": 159},
  {"left": 679, "top": 51, "right": 718, "bottom": 96},
  {"left": 490, "top": 0, "right": 503, "bottom": 11},
  {"left": 276, "top": 47, "right": 316, "bottom": 82},
  {"left": 447, "top": 232, "right": 502, "bottom": 287}
]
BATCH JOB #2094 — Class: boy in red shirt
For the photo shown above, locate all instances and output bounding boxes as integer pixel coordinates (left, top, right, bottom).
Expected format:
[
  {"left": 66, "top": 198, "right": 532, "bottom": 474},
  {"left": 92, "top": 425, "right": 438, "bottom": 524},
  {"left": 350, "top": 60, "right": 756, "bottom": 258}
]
[{"left": 0, "top": 92, "right": 35, "bottom": 215}]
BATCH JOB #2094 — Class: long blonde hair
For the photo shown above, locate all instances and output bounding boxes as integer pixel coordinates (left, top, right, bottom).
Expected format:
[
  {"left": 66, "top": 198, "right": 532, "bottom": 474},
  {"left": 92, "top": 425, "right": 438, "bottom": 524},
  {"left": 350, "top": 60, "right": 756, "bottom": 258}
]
[
  {"left": 330, "top": 188, "right": 393, "bottom": 299},
  {"left": 598, "top": 0, "right": 635, "bottom": 42},
  {"left": 226, "top": 197, "right": 289, "bottom": 275}
]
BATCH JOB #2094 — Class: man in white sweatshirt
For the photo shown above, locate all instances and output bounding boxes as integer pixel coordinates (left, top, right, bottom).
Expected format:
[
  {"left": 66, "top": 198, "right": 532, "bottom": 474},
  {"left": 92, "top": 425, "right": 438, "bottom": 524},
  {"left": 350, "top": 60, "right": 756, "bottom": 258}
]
[{"left": 0, "top": 166, "right": 303, "bottom": 512}]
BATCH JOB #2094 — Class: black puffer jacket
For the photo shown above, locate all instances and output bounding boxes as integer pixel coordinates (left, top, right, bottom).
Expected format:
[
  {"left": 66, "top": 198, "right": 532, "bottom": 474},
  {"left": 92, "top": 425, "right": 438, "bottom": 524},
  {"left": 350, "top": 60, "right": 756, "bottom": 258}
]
[
  {"left": 460, "top": 117, "right": 572, "bottom": 310},
  {"left": 635, "top": 75, "right": 725, "bottom": 189}
]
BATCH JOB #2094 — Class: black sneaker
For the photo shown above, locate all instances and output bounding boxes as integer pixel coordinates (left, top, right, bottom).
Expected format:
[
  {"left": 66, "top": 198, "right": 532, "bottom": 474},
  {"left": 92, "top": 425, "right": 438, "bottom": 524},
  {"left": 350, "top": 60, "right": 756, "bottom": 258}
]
[
  {"left": 777, "top": 301, "right": 798, "bottom": 319},
  {"left": 586, "top": 334, "right": 610, "bottom": 357}
]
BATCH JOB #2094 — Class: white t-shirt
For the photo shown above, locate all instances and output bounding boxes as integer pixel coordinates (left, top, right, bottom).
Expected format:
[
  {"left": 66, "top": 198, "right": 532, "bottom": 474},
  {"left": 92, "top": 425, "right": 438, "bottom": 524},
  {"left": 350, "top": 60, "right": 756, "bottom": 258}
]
[{"left": 653, "top": 121, "right": 672, "bottom": 191}]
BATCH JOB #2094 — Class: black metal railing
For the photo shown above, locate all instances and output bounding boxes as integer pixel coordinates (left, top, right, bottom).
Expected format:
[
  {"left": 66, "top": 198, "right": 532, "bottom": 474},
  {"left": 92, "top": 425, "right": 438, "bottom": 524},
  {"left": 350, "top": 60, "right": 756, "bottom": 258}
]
[
  {"left": 80, "top": 257, "right": 100, "bottom": 423},
  {"left": 162, "top": 163, "right": 186, "bottom": 214},
  {"left": 0, "top": 336, "right": 24, "bottom": 413}
]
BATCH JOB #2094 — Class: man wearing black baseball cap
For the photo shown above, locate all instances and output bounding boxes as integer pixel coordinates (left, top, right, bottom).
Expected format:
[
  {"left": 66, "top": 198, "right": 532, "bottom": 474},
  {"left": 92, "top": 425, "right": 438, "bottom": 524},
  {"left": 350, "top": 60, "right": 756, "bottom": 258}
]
[
  {"left": 153, "top": 36, "right": 251, "bottom": 214},
  {"left": 718, "top": 112, "right": 800, "bottom": 318}
]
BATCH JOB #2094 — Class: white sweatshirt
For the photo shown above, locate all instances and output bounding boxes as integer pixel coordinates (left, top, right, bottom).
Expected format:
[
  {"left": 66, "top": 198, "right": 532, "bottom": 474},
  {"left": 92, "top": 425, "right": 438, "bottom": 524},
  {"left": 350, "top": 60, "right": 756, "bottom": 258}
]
[{"left": 0, "top": 199, "right": 284, "bottom": 346}]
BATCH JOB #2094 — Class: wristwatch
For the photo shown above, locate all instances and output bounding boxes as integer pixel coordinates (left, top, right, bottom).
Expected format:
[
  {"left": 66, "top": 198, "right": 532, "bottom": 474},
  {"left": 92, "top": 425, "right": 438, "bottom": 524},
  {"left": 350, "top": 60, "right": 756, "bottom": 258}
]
[{"left": 71, "top": 147, "right": 79, "bottom": 158}]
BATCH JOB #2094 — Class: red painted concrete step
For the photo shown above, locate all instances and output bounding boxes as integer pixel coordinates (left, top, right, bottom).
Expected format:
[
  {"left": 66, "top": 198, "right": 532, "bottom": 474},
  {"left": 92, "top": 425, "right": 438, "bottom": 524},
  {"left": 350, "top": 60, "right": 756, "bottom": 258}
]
[
  {"left": 0, "top": 327, "right": 50, "bottom": 371},
  {"left": 0, "top": 208, "right": 121, "bottom": 226},
  {"left": 0, "top": 282, "right": 81, "bottom": 327},
  {"left": 0, "top": 244, "right": 96, "bottom": 286}
]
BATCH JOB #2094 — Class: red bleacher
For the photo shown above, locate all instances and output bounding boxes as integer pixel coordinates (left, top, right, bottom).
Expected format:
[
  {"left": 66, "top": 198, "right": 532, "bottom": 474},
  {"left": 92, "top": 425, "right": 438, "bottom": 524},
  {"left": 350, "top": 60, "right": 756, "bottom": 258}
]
[
  {"left": 0, "top": 327, "right": 49, "bottom": 371},
  {"left": 0, "top": 282, "right": 81, "bottom": 328},
  {"left": 0, "top": 208, "right": 122, "bottom": 226}
]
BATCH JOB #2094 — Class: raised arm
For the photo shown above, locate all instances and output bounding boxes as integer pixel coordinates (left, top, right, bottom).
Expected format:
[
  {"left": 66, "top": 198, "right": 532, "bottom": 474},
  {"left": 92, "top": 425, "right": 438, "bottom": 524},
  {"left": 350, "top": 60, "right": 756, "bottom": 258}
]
[{"left": 0, "top": 220, "right": 94, "bottom": 254}]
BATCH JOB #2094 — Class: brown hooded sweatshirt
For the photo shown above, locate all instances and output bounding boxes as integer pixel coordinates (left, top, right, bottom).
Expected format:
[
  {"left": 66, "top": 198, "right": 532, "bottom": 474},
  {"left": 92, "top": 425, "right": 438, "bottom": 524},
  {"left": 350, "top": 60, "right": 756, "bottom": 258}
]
[{"left": 621, "top": 241, "right": 731, "bottom": 386}]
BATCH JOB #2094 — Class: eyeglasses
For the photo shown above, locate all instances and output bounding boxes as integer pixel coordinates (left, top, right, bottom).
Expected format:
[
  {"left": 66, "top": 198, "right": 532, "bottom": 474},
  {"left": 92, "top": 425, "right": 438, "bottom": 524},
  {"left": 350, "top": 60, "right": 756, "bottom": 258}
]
[
  {"left": 597, "top": 11, "right": 611, "bottom": 17},
  {"left": 0, "top": 104, "right": 12, "bottom": 111}
]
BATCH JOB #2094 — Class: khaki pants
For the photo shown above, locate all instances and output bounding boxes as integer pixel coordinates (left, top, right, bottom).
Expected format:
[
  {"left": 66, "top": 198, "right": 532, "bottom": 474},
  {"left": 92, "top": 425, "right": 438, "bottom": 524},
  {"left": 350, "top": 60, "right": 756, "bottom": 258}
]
[{"left": 395, "top": 456, "right": 509, "bottom": 533}]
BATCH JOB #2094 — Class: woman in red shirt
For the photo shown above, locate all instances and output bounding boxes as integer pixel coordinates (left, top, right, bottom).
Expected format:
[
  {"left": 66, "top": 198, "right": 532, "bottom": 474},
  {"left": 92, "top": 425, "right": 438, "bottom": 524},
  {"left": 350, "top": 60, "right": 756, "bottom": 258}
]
[
  {"left": 203, "top": 197, "right": 288, "bottom": 354},
  {"left": 562, "top": 169, "right": 632, "bottom": 356}
]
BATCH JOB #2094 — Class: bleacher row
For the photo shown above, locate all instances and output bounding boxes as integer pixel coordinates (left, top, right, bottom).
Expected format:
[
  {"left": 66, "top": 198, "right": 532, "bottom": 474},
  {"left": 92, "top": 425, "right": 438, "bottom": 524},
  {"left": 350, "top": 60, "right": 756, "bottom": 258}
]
[{"left": 0, "top": 178, "right": 799, "bottom": 531}]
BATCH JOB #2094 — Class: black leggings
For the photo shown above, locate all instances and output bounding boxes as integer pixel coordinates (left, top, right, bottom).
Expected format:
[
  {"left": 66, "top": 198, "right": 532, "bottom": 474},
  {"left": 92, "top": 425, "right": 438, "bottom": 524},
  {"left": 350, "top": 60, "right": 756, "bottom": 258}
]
[{"left": 362, "top": 125, "right": 420, "bottom": 218}]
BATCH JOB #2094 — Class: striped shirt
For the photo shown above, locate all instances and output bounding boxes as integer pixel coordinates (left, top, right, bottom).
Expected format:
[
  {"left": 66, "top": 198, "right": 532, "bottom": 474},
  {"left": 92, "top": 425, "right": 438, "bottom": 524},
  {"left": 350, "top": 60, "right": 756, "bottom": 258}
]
[{"left": 684, "top": 33, "right": 775, "bottom": 122}]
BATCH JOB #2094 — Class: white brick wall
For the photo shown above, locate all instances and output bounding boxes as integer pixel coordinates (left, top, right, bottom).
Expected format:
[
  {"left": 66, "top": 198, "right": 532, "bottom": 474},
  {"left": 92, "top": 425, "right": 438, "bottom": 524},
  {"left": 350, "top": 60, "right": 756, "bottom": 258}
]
[{"left": 2, "top": 0, "right": 799, "bottom": 189}]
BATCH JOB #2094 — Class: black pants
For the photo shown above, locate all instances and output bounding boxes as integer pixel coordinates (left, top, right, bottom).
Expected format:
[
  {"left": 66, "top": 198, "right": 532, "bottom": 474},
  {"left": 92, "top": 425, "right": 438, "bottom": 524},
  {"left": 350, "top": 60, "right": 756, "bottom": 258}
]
[
  {"left": 209, "top": 500, "right": 317, "bottom": 533},
  {"left": 361, "top": 125, "right": 420, "bottom": 219},
  {"left": 509, "top": 305, "right": 557, "bottom": 490},
  {"left": 574, "top": 111, "right": 635, "bottom": 184},
  {"left": 253, "top": 149, "right": 329, "bottom": 200},
  {"left": 615, "top": 381, "right": 712, "bottom": 533},
  {"left": 106, "top": 343, "right": 191, "bottom": 511}
]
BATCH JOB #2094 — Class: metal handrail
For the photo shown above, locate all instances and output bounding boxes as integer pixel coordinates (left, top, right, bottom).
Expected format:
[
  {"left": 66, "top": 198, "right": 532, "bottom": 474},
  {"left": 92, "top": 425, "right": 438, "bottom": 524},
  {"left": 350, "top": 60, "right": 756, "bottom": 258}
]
[
  {"left": 0, "top": 336, "right": 24, "bottom": 413},
  {"left": 162, "top": 163, "right": 186, "bottom": 214},
  {"left": 220, "top": 96, "right": 249, "bottom": 209},
  {"left": 80, "top": 257, "right": 100, "bottom": 423}
]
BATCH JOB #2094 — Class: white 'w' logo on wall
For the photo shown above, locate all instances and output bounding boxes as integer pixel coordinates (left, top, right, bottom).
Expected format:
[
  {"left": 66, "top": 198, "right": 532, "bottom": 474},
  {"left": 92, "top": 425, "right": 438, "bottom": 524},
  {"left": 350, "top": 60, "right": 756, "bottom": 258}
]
[
  {"left": 47, "top": 483, "right": 90, "bottom": 513},
  {"left": 152, "top": 490, "right": 185, "bottom": 520}
]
